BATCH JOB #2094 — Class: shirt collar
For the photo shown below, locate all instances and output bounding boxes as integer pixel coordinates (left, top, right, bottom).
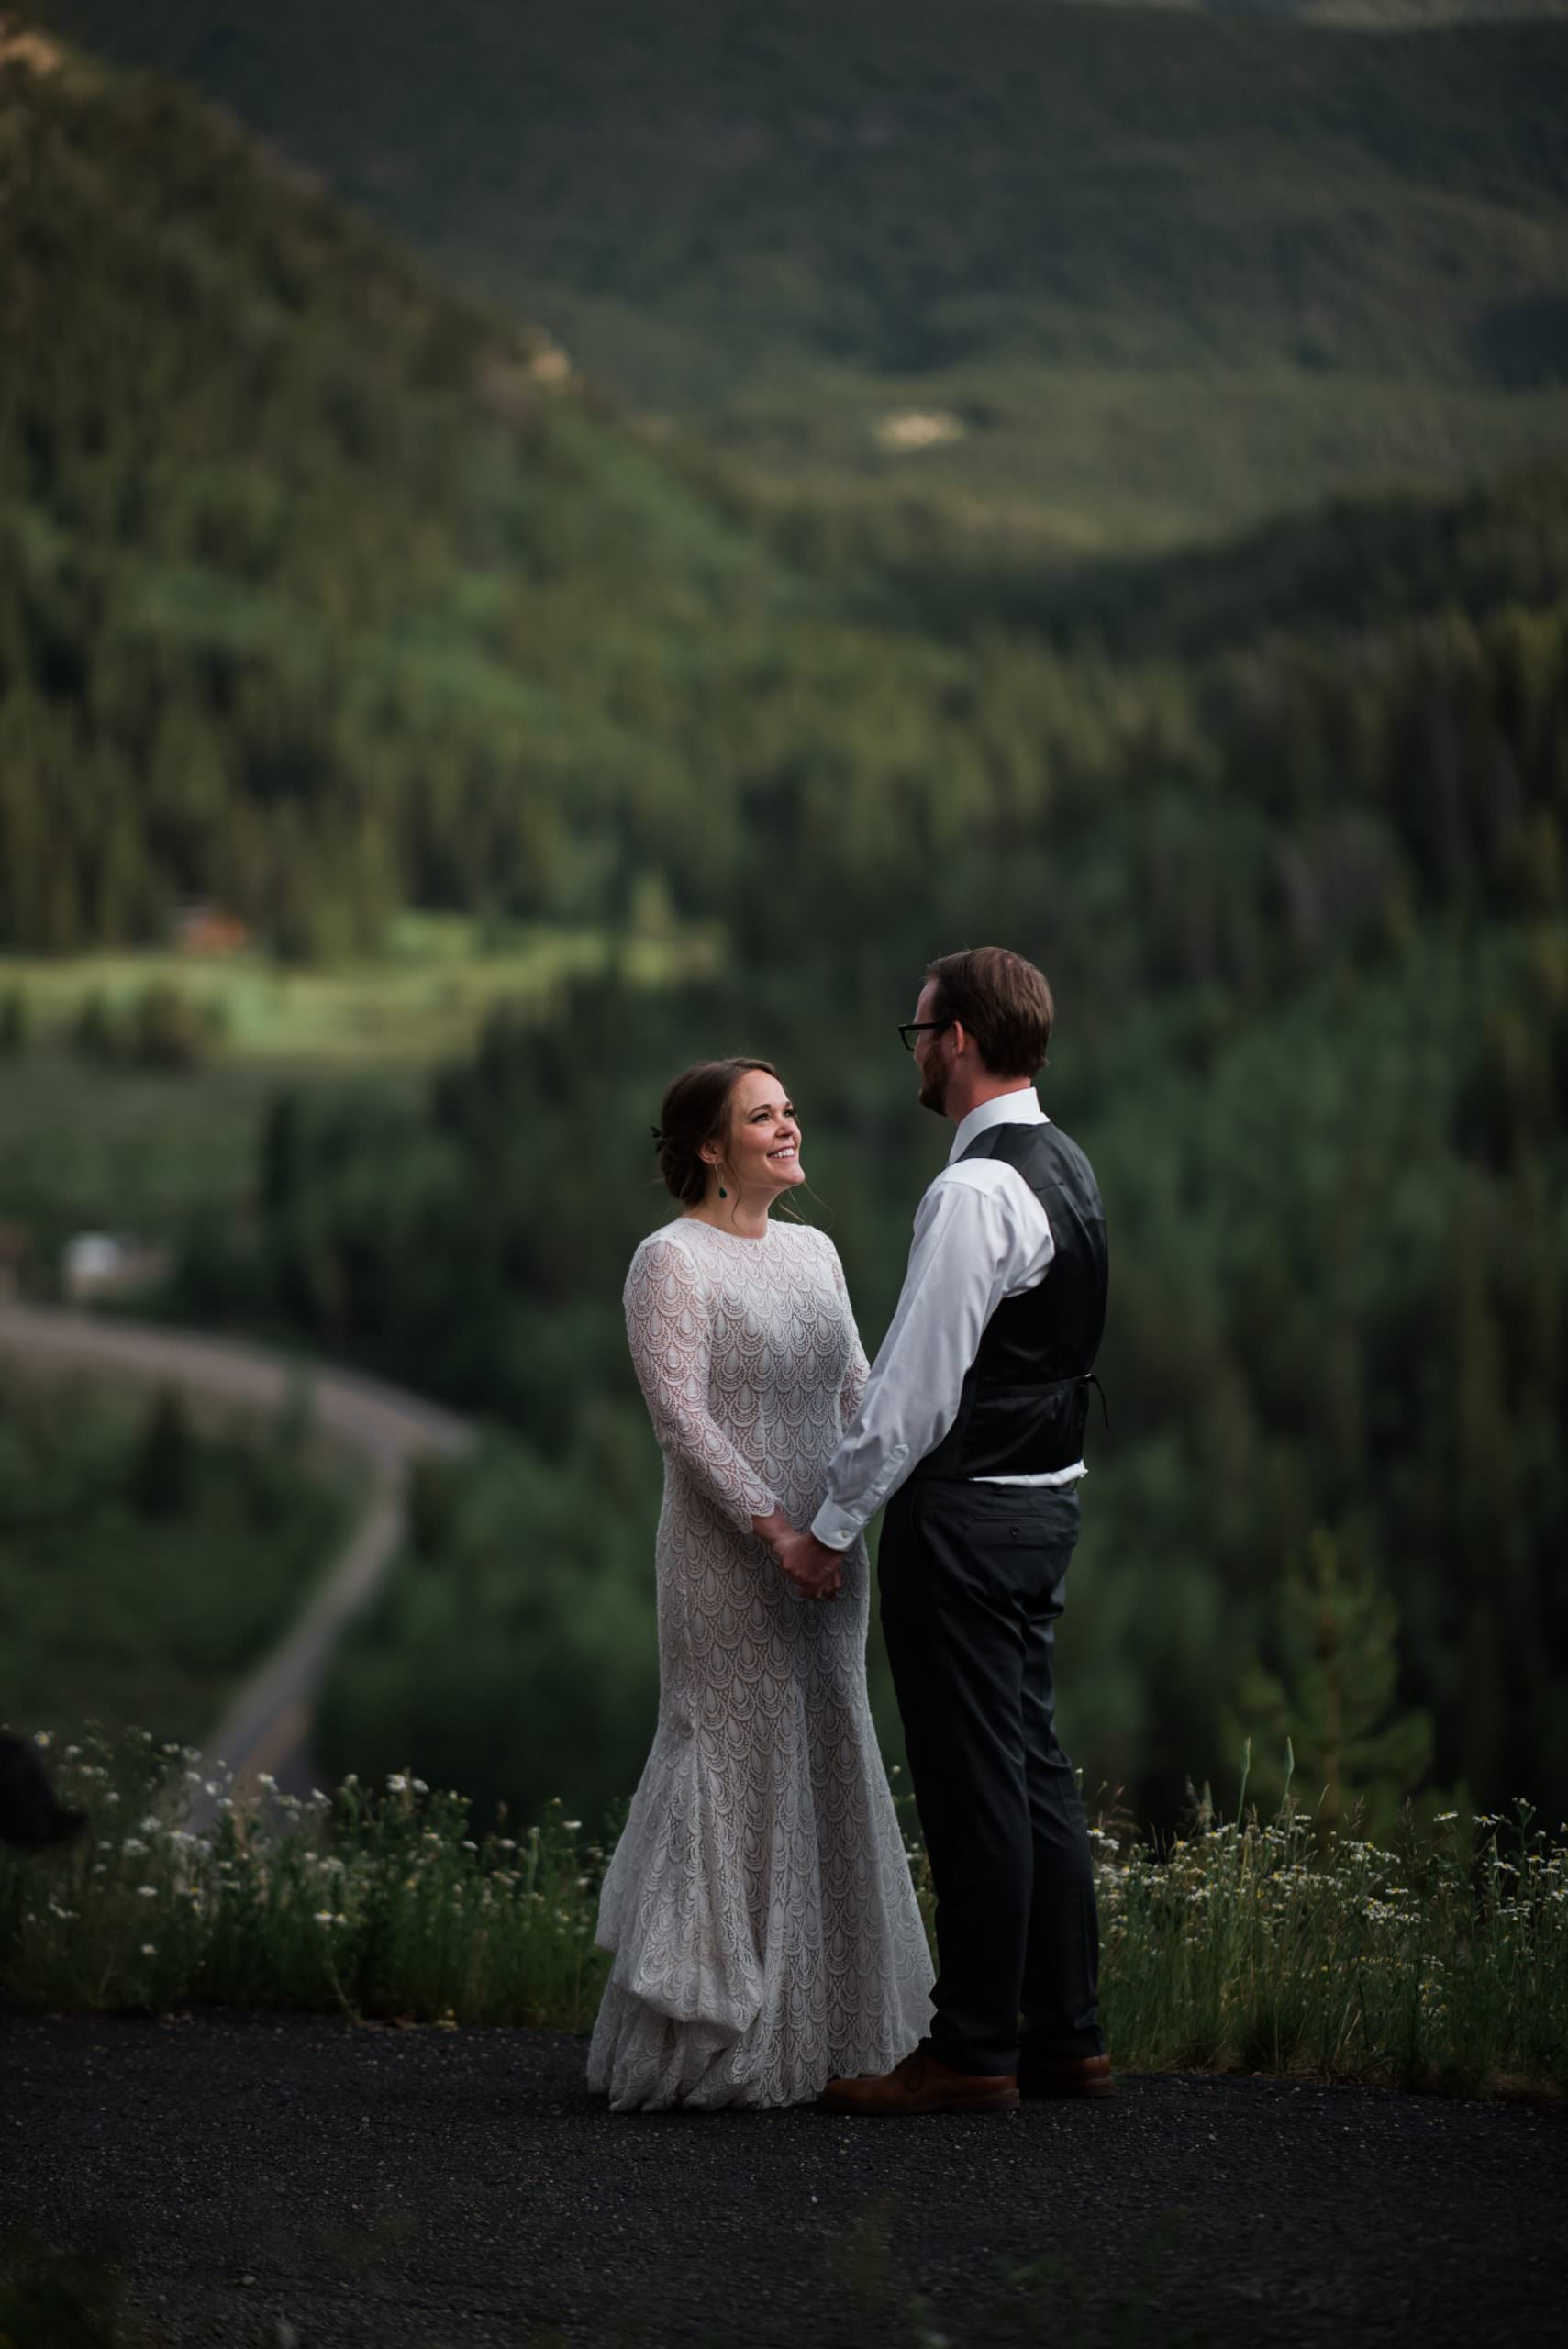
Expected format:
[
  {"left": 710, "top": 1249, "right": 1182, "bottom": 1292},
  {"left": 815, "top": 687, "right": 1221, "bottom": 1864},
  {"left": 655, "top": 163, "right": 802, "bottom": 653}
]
[{"left": 948, "top": 1086, "right": 1047, "bottom": 1164}]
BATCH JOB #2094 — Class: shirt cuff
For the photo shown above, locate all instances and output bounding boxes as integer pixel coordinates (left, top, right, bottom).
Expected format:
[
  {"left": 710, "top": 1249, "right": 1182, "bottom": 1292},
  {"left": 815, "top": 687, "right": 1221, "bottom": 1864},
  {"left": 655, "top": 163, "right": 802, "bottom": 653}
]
[{"left": 809, "top": 1500, "right": 862, "bottom": 1551}]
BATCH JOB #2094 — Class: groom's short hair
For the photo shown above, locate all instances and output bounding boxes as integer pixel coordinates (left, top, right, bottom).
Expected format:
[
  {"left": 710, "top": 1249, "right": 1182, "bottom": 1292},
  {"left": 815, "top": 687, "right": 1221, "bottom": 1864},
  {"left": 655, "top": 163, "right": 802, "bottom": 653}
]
[{"left": 925, "top": 947, "right": 1054, "bottom": 1077}]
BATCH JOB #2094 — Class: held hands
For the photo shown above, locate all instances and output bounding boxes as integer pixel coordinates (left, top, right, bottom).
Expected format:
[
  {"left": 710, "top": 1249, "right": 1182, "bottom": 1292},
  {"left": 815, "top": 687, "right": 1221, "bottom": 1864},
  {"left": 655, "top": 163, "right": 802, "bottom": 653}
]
[{"left": 752, "top": 1511, "right": 845, "bottom": 1602}]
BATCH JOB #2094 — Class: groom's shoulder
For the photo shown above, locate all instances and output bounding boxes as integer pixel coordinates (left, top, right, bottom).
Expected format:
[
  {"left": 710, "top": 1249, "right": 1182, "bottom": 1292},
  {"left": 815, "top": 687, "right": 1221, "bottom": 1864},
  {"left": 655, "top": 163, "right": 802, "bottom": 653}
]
[{"left": 960, "top": 1117, "right": 1095, "bottom": 1184}]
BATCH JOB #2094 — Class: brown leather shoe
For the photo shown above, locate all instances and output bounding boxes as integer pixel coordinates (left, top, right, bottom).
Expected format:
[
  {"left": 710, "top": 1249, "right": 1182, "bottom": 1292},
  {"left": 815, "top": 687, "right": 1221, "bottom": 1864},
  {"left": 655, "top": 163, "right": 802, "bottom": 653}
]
[
  {"left": 1018, "top": 2052, "right": 1115, "bottom": 2099},
  {"left": 821, "top": 2044, "right": 1019, "bottom": 2115}
]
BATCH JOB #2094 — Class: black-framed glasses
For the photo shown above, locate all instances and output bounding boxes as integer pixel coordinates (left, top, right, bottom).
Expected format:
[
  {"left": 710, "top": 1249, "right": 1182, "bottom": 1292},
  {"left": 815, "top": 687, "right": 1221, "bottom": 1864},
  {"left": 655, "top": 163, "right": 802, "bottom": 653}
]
[{"left": 898, "top": 1020, "right": 949, "bottom": 1052}]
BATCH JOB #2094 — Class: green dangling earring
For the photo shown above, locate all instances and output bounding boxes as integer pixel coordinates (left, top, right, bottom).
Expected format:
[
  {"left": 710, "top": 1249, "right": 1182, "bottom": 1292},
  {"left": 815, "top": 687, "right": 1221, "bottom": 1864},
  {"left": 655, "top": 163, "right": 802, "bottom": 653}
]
[{"left": 717, "top": 1179, "right": 728, "bottom": 1199}]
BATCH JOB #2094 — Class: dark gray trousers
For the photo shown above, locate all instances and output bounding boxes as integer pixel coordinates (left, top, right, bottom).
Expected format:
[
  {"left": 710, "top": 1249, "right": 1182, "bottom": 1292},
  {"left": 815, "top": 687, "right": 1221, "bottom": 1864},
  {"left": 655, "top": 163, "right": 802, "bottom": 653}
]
[{"left": 879, "top": 1475, "right": 1103, "bottom": 2076}]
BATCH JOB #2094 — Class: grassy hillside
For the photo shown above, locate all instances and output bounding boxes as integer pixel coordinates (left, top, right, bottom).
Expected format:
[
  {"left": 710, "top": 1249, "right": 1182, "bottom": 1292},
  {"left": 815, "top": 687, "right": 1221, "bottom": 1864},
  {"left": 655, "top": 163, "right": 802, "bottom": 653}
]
[{"left": 34, "top": 0, "right": 1568, "bottom": 541}]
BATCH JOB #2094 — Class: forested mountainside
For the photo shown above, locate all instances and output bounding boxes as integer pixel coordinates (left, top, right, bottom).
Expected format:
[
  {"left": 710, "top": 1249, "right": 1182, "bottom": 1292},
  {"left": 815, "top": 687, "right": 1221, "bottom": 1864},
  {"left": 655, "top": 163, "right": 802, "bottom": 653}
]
[
  {"left": 3, "top": 26, "right": 1564, "bottom": 1825},
  {"left": 3, "top": 30, "right": 1566, "bottom": 983},
  {"left": 0, "top": 32, "right": 791, "bottom": 954},
  {"left": 34, "top": 0, "right": 1568, "bottom": 540}
]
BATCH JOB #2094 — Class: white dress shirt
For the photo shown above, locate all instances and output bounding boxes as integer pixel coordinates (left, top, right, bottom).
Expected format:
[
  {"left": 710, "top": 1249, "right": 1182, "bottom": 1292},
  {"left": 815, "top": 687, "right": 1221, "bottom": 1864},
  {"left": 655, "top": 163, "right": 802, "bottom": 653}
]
[{"left": 809, "top": 1088, "right": 1086, "bottom": 1552}]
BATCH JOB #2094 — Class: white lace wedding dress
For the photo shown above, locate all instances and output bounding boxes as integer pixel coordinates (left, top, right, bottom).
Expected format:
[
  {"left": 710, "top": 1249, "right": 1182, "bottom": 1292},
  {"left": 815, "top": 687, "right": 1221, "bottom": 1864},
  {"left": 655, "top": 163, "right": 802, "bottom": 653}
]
[{"left": 587, "top": 1216, "right": 934, "bottom": 2110}]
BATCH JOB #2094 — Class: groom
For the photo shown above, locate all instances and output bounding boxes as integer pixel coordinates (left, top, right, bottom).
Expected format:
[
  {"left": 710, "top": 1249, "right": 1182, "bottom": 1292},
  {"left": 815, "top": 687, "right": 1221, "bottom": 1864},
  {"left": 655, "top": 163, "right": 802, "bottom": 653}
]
[{"left": 778, "top": 946, "right": 1110, "bottom": 2114}]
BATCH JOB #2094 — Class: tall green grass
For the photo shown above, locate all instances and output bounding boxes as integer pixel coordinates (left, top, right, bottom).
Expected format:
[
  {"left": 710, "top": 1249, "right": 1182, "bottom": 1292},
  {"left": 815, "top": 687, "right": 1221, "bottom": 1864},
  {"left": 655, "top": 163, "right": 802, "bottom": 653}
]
[{"left": 2, "top": 1730, "right": 1562, "bottom": 2099}]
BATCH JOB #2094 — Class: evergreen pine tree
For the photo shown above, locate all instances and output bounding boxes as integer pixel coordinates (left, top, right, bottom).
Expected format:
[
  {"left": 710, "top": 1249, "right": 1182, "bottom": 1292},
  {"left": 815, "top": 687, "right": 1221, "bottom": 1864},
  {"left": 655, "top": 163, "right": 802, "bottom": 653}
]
[
  {"left": 1223, "top": 1530, "right": 1434, "bottom": 1837},
  {"left": 71, "top": 989, "right": 118, "bottom": 1064},
  {"left": 0, "top": 985, "right": 27, "bottom": 1053},
  {"left": 128, "top": 1386, "right": 195, "bottom": 1520}
]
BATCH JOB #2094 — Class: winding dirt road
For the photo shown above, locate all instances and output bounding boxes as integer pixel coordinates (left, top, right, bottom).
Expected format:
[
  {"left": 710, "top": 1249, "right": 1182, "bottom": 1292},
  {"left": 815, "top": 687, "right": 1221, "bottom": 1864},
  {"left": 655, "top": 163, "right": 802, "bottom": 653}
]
[{"left": 0, "top": 1305, "right": 473, "bottom": 1814}]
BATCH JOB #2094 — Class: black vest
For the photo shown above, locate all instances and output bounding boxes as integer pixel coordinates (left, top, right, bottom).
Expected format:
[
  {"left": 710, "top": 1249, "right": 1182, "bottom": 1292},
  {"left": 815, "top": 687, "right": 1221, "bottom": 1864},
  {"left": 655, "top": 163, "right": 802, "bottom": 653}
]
[{"left": 908, "top": 1118, "right": 1108, "bottom": 1483}]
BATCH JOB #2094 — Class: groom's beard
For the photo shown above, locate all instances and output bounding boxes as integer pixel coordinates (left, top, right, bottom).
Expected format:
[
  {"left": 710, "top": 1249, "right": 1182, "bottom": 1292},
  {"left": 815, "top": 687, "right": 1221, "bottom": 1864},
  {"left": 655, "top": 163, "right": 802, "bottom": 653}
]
[{"left": 917, "top": 1058, "right": 949, "bottom": 1116}]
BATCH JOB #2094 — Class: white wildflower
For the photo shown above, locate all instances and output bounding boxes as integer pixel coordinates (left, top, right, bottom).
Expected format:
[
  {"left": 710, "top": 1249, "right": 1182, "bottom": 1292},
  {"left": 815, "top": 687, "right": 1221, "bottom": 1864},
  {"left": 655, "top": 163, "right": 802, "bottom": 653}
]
[
  {"left": 137, "top": 1885, "right": 158, "bottom": 1898},
  {"left": 140, "top": 1943, "right": 156, "bottom": 1957}
]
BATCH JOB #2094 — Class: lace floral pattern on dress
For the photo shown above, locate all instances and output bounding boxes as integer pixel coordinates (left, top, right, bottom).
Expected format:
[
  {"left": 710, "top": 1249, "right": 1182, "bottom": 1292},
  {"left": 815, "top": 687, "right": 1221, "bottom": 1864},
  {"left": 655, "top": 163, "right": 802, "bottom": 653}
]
[{"left": 587, "top": 1217, "right": 934, "bottom": 2110}]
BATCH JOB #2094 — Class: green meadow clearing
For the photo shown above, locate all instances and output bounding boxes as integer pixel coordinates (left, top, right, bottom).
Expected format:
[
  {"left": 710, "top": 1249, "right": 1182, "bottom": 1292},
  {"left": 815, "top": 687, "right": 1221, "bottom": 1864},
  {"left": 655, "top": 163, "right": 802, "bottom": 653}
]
[
  {"left": 0, "top": 918, "right": 715, "bottom": 1246},
  {"left": 0, "top": 913, "right": 716, "bottom": 1064}
]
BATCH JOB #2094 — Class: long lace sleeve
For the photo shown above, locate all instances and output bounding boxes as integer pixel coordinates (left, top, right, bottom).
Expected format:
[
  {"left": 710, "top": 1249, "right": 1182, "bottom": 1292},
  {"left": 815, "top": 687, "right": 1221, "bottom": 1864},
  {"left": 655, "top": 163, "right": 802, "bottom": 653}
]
[
  {"left": 625, "top": 1234, "right": 777, "bottom": 1533},
  {"left": 824, "top": 1237, "right": 871, "bottom": 1431}
]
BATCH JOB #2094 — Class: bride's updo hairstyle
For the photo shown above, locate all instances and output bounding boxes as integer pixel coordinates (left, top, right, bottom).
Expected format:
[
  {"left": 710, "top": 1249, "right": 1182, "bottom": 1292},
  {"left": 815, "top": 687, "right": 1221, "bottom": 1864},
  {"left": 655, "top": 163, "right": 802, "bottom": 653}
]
[{"left": 652, "top": 1057, "right": 780, "bottom": 1207}]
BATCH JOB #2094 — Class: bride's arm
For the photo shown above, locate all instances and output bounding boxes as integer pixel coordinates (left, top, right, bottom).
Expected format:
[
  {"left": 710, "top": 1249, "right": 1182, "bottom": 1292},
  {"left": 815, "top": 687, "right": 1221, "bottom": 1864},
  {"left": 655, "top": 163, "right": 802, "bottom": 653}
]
[
  {"left": 623, "top": 1234, "right": 780, "bottom": 1538},
  {"left": 825, "top": 1240, "right": 872, "bottom": 1431}
]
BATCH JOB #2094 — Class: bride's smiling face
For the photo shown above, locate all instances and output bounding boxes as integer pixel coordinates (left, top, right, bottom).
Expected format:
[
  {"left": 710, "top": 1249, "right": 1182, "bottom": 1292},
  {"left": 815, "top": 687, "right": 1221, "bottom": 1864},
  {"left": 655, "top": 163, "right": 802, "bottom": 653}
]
[{"left": 708, "top": 1069, "right": 805, "bottom": 1197}]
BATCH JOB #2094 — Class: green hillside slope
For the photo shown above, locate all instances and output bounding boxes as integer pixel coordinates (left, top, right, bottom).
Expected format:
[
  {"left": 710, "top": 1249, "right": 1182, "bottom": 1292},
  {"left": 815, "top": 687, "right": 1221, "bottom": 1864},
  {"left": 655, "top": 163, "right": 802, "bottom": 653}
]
[
  {"left": 0, "top": 30, "right": 795, "bottom": 952},
  {"left": 35, "top": 0, "right": 1568, "bottom": 541}
]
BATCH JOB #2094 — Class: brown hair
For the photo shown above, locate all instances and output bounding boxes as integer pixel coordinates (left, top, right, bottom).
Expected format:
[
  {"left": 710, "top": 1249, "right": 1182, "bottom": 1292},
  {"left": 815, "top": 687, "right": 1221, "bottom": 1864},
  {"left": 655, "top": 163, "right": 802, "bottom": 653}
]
[
  {"left": 652, "top": 1058, "right": 779, "bottom": 1208},
  {"left": 924, "top": 947, "right": 1054, "bottom": 1077}
]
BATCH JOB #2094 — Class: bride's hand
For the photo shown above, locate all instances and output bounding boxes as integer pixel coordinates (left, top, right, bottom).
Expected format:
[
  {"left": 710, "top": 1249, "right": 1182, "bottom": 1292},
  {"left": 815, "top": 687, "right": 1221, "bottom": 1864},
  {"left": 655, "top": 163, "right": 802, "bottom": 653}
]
[{"left": 773, "top": 1527, "right": 845, "bottom": 1603}]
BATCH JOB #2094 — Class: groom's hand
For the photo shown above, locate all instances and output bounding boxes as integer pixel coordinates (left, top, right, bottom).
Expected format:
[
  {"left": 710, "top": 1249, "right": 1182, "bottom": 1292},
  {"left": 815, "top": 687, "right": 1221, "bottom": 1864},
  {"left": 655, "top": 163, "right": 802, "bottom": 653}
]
[
  {"left": 751, "top": 1511, "right": 844, "bottom": 1599},
  {"left": 773, "top": 1528, "right": 845, "bottom": 1602}
]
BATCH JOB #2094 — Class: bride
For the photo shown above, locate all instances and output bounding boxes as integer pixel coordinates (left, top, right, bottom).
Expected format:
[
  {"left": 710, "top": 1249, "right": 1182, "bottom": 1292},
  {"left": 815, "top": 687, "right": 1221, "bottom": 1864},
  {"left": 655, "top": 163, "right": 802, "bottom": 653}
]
[{"left": 587, "top": 1057, "right": 933, "bottom": 2110}]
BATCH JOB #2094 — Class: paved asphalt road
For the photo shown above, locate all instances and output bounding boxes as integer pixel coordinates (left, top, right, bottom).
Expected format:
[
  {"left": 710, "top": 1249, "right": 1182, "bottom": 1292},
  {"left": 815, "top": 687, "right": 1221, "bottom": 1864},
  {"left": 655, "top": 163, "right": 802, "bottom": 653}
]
[
  {"left": 0, "top": 1306, "right": 473, "bottom": 1810},
  {"left": 0, "top": 2014, "right": 1562, "bottom": 2348}
]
